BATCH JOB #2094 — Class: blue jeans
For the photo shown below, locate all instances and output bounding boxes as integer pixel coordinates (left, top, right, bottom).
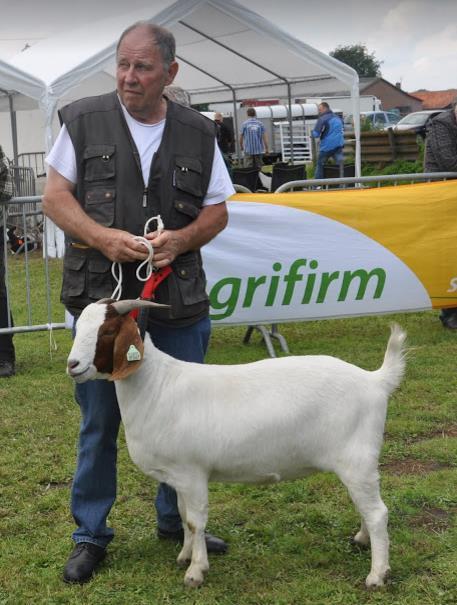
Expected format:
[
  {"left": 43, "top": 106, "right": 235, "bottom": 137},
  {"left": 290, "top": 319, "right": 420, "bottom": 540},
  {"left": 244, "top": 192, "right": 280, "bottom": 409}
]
[
  {"left": 71, "top": 315, "right": 211, "bottom": 548},
  {"left": 314, "top": 147, "right": 344, "bottom": 180}
]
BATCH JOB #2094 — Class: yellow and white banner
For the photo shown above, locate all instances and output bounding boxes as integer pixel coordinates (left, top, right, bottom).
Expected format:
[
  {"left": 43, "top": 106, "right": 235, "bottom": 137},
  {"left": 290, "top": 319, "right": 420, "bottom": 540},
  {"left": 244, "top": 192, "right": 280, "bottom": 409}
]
[{"left": 202, "top": 180, "right": 457, "bottom": 325}]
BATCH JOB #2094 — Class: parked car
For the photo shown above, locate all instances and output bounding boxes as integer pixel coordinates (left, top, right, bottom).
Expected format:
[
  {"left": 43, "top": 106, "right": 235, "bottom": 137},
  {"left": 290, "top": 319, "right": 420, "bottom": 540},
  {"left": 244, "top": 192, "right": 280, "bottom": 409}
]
[
  {"left": 388, "top": 110, "right": 445, "bottom": 138},
  {"left": 344, "top": 111, "right": 400, "bottom": 131}
]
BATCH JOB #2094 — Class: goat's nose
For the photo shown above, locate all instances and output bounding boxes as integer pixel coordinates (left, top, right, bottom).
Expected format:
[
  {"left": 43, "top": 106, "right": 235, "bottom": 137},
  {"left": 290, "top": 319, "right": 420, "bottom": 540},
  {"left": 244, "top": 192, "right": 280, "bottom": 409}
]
[{"left": 67, "top": 359, "right": 80, "bottom": 371}]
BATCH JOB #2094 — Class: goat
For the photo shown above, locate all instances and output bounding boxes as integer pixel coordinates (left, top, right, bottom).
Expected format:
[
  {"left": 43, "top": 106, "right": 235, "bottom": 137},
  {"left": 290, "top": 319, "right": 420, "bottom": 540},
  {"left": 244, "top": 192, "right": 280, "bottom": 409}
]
[{"left": 67, "top": 299, "right": 407, "bottom": 588}]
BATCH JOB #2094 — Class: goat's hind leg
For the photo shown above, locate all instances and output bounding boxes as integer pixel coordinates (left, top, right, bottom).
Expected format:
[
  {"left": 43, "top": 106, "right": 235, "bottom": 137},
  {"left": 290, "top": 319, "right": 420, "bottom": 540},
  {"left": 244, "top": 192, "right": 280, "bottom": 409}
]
[
  {"left": 178, "top": 476, "right": 210, "bottom": 587},
  {"left": 339, "top": 468, "right": 390, "bottom": 588}
]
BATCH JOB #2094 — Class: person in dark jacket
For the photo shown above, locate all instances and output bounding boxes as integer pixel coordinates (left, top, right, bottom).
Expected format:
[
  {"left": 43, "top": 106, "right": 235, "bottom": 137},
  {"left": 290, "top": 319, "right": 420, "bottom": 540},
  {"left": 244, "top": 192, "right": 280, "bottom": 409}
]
[
  {"left": 311, "top": 102, "right": 344, "bottom": 180},
  {"left": 43, "top": 21, "right": 233, "bottom": 585},
  {"left": 214, "top": 111, "right": 233, "bottom": 175},
  {"left": 0, "top": 145, "right": 15, "bottom": 377},
  {"left": 424, "top": 102, "right": 457, "bottom": 328}
]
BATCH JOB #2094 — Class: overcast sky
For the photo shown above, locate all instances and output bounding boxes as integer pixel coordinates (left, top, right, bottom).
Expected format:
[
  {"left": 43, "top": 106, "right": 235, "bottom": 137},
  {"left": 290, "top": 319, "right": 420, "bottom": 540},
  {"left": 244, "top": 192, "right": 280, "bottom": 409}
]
[
  {"left": 248, "top": 0, "right": 457, "bottom": 92},
  {"left": 0, "top": 0, "right": 456, "bottom": 93}
]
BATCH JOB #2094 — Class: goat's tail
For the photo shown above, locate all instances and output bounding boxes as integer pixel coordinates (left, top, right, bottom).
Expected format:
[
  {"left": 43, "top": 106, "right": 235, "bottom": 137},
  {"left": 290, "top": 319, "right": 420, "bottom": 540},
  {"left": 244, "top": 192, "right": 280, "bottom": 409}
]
[{"left": 375, "top": 323, "right": 407, "bottom": 394}]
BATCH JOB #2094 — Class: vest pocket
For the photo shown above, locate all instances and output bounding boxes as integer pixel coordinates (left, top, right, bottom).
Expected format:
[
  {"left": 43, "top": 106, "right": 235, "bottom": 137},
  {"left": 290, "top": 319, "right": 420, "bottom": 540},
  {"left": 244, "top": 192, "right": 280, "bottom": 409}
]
[
  {"left": 172, "top": 254, "right": 208, "bottom": 306},
  {"left": 174, "top": 156, "right": 203, "bottom": 197},
  {"left": 83, "top": 144, "right": 116, "bottom": 181},
  {"left": 84, "top": 187, "right": 116, "bottom": 227},
  {"left": 61, "top": 248, "right": 114, "bottom": 306},
  {"left": 62, "top": 249, "right": 86, "bottom": 297},
  {"left": 87, "top": 256, "right": 114, "bottom": 299}
]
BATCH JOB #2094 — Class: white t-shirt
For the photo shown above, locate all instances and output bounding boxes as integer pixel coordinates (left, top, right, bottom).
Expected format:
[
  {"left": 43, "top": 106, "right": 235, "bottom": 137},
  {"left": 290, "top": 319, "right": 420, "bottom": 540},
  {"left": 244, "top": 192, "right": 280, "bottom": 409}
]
[{"left": 46, "top": 102, "right": 235, "bottom": 206}]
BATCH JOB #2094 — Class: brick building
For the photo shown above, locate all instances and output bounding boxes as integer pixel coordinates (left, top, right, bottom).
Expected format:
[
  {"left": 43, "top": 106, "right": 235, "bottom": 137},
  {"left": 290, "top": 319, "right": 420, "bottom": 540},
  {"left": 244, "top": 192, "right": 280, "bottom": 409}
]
[{"left": 358, "top": 77, "right": 422, "bottom": 115}]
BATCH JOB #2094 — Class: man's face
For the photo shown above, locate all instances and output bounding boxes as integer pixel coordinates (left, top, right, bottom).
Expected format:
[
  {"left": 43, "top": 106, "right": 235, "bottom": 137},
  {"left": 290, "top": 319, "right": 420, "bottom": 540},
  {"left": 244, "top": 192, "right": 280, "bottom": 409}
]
[
  {"left": 318, "top": 104, "right": 326, "bottom": 114},
  {"left": 116, "top": 26, "right": 178, "bottom": 123}
]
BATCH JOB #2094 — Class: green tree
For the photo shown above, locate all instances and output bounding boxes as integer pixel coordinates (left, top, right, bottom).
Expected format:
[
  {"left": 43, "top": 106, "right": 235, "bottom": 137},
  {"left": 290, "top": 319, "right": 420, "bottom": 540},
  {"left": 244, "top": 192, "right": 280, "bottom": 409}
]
[{"left": 330, "top": 44, "right": 382, "bottom": 77}]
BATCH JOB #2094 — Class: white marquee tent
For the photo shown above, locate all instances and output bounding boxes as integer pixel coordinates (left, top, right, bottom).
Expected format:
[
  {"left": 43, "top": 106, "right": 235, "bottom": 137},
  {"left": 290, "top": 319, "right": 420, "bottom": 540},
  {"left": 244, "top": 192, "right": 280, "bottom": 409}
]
[
  {"left": 0, "top": 0, "right": 360, "bottom": 158},
  {"left": 0, "top": 0, "right": 360, "bottom": 255}
]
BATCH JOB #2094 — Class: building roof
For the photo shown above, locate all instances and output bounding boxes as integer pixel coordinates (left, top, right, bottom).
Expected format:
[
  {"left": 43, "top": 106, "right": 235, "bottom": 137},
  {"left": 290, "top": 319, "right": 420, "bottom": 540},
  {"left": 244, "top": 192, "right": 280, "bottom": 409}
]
[
  {"left": 359, "top": 77, "right": 422, "bottom": 101},
  {"left": 409, "top": 89, "right": 457, "bottom": 109}
]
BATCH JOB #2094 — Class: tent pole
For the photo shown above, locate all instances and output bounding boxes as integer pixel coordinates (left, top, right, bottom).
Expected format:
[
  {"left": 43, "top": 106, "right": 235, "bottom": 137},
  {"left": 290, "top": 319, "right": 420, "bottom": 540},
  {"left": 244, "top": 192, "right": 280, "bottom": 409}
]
[
  {"left": 231, "top": 90, "right": 240, "bottom": 161},
  {"left": 8, "top": 94, "right": 19, "bottom": 165},
  {"left": 179, "top": 21, "right": 293, "bottom": 164},
  {"left": 0, "top": 89, "right": 19, "bottom": 164},
  {"left": 286, "top": 82, "right": 294, "bottom": 163},
  {"left": 351, "top": 80, "right": 361, "bottom": 178},
  {"left": 176, "top": 54, "right": 241, "bottom": 159}
]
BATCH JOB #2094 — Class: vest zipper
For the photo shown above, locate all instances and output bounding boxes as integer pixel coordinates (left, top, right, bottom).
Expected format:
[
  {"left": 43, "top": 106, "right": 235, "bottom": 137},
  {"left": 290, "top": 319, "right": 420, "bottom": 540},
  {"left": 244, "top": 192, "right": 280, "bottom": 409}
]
[{"left": 142, "top": 188, "right": 148, "bottom": 208}]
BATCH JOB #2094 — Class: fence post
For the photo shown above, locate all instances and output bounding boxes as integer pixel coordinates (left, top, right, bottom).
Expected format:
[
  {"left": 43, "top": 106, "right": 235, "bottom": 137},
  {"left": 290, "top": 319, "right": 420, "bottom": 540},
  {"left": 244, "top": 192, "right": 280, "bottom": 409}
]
[{"left": 387, "top": 128, "right": 398, "bottom": 161}]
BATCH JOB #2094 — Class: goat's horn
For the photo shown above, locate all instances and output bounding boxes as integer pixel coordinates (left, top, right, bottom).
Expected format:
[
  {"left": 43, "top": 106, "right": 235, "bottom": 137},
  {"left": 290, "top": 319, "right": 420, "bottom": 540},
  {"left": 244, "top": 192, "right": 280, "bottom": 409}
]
[{"left": 110, "top": 299, "right": 171, "bottom": 315}]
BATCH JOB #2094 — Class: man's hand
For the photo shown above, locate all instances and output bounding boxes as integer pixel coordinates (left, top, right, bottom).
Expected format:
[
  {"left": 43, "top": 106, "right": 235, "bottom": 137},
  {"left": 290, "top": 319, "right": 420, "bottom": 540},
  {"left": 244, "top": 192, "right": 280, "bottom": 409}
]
[
  {"left": 146, "top": 229, "right": 184, "bottom": 268},
  {"left": 145, "top": 202, "right": 228, "bottom": 268},
  {"left": 98, "top": 227, "right": 152, "bottom": 263}
]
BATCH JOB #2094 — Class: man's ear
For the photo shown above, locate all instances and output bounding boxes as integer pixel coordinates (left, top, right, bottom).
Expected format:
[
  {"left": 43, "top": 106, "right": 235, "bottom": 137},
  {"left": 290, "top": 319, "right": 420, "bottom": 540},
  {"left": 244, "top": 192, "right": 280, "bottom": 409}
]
[
  {"left": 165, "top": 60, "right": 179, "bottom": 86},
  {"left": 110, "top": 316, "right": 144, "bottom": 381}
]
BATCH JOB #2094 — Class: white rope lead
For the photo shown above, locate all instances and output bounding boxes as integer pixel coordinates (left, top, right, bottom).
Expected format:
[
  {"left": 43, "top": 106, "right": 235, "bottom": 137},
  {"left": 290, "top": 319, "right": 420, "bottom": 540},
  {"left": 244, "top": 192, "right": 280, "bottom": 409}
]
[{"left": 111, "top": 215, "right": 164, "bottom": 301}]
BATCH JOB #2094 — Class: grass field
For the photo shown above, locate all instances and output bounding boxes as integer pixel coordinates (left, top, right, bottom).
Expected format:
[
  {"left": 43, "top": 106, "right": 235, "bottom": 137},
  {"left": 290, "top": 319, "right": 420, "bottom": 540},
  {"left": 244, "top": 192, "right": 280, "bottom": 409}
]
[{"left": 0, "top": 253, "right": 456, "bottom": 604}]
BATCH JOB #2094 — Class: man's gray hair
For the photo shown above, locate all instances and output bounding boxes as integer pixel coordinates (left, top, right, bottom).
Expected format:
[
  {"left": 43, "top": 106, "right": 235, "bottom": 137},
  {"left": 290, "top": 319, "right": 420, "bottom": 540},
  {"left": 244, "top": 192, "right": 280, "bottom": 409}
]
[{"left": 117, "top": 21, "right": 176, "bottom": 69}]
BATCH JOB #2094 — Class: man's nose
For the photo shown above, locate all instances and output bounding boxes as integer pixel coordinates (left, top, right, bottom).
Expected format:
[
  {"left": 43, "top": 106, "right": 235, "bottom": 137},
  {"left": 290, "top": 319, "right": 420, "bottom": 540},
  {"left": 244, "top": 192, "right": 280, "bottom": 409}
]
[{"left": 124, "top": 67, "right": 138, "bottom": 83}]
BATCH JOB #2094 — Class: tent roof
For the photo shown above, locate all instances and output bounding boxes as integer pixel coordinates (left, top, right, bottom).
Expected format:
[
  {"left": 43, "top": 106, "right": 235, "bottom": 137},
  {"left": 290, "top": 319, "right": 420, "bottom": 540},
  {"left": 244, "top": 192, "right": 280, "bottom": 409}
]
[{"left": 0, "top": 0, "right": 358, "bottom": 108}]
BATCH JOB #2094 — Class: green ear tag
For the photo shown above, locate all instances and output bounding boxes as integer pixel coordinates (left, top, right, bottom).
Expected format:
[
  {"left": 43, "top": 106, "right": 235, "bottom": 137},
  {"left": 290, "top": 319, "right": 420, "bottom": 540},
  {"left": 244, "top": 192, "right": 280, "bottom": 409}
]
[{"left": 126, "top": 344, "right": 142, "bottom": 362}]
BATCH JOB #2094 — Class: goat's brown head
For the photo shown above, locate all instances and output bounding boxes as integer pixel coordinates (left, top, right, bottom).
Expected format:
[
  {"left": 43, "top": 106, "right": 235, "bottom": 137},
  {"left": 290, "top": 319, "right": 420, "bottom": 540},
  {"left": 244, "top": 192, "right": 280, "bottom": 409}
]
[{"left": 67, "top": 299, "right": 169, "bottom": 383}]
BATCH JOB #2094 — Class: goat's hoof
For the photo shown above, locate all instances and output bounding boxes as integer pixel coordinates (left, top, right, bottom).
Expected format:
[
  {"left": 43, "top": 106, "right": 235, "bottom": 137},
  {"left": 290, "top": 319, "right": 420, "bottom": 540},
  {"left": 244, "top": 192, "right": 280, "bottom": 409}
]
[
  {"left": 365, "top": 568, "right": 390, "bottom": 588},
  {"left": 350, "top": 535, "right": 369, "bottom": 549},
  {"left": 177, "top": 554, "right": 190, "bottom": 567},
  {"left": 184, "top": 568, "right": 204, "bottom": 588}
]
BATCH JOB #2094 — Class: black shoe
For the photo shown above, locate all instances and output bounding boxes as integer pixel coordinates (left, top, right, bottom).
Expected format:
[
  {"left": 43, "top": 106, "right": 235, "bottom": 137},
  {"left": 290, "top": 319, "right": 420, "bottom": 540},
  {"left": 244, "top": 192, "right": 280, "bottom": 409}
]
[
  {"left": 440, "top": 309, "right": 457, "bottom": 329},
  {"left": 63, "top": 542, "right": 106, "bottom": 584},
  {"left": 441, "top": 316, "right": 457, "bottom": 329},
  {"left": 157, "top": 527, "right": 228, "bottom": 554},
  {"left": 0, "top": 360, "right": 15, "bottom": 378}
]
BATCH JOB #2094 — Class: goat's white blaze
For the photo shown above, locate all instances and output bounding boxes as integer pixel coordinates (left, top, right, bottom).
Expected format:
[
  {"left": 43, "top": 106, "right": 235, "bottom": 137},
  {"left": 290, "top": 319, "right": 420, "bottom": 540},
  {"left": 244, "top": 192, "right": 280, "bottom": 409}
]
[{"left": 67, "top": 304, "right": 108, "bottom": 383}]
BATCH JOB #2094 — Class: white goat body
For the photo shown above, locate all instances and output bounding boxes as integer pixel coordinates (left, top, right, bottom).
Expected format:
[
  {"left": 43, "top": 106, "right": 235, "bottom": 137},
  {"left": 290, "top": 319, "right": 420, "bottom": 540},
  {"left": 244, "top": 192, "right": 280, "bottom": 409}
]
[{"left": 67, "top": 300, "right": 407, "bottom": 588}]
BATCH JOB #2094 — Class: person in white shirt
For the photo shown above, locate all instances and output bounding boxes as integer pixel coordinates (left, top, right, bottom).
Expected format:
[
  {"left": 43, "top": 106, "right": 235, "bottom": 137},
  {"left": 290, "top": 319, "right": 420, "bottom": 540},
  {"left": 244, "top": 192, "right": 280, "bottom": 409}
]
[{"left": 44, "top": 21, "right": 234, "bottom": 585}]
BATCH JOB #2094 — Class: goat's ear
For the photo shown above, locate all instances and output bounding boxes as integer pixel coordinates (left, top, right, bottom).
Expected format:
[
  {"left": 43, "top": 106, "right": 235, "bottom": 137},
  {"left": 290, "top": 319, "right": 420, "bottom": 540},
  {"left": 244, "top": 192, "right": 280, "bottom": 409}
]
[{"left": 110, "top": 316, "right": 144, "bottom": 381}]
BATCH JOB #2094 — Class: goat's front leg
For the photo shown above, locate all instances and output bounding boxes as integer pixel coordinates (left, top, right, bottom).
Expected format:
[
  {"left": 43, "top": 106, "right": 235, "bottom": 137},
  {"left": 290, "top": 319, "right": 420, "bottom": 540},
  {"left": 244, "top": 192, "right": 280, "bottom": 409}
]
[
  {"left": 176, "top": 492, "right": 193, "bottom": 566},
  {"left": 177, "top": 476, "right": 209, "bottom": 588}
]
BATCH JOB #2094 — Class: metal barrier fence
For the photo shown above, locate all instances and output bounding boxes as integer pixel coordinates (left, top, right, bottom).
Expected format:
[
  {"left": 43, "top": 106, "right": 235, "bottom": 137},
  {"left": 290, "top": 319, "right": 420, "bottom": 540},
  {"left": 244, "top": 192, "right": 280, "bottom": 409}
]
[
  {"left": 2, "top": 171, "right": 457, "bottom": 340},
  {"left": 0, "top": 196, "right": 65, "bottom": 336},
  {"left": 274, "top": 172, "right": 457, "bottom": 192},
  {"left": 8, "top": 166, "right": 41, "bottom": 225},
  {"left": 17, "top": 152, "right": 46, "bottom": 178}
]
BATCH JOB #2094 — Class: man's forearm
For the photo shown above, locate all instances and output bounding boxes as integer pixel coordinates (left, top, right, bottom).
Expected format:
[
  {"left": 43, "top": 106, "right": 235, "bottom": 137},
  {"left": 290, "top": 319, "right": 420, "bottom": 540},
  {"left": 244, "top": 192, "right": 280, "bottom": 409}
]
[
  {"left": 43, "top": 190, "right": 107, "bottom": 247},
  {"left": 176, "top": 202, "right": 228, "bottom": 253}
]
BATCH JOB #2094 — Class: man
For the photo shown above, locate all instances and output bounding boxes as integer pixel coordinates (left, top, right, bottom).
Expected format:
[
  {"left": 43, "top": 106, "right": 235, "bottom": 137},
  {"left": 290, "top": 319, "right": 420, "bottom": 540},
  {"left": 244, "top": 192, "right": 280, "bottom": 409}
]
[
  {"left": 0, "top": 145, "right": 15, "bottom": 377},
  {"left": 424, "top": 101, "right": 457, "bottom": 329},
  {"left": 311, "top": 102, "right": 344, "bottom": 180},
  {"left": 214, "top": 112, "right": 233, "bottom": 174},
  {"left": 43, "top": 21, "right": 234, "bottom": 584},
  {"left": 240, "top": 107, "right": 268, "bottom": 168}
]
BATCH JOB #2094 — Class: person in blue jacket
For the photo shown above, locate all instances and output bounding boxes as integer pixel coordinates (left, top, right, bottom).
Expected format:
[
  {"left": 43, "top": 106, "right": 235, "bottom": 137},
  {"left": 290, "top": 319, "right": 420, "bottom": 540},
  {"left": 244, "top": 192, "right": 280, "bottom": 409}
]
[{"left": 311, "top": 102, "right": 344, "bottom": 180}]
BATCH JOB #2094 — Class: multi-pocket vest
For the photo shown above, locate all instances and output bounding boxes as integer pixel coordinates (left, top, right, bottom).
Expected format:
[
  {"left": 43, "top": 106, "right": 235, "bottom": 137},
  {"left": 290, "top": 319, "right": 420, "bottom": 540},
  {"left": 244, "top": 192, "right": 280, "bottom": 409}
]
[{"left": 59, "top": 92, "right": 215, "bottom": 327}]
